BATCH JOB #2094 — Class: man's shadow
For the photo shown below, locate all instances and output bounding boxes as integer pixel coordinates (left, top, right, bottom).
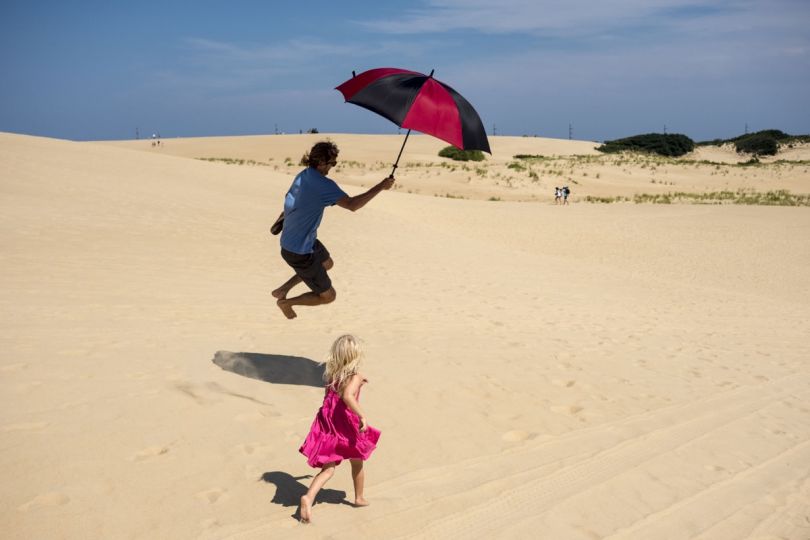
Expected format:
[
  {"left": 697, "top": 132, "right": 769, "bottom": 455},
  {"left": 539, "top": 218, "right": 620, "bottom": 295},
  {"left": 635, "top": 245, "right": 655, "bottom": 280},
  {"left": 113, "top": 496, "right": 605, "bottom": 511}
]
[
  {"left": 212, "top": 351, "right": 324, "bottom": 387},
  {"left": 260, "top": 471, "right": 350, "bottom": 519}
]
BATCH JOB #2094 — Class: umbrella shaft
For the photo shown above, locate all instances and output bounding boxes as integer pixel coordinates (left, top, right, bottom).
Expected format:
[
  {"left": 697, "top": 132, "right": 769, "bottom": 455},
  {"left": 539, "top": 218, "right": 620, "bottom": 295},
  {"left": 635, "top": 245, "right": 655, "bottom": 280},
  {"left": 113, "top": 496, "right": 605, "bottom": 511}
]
[{"left": 391, "top": 129, "right": 412, "bottom": 177}]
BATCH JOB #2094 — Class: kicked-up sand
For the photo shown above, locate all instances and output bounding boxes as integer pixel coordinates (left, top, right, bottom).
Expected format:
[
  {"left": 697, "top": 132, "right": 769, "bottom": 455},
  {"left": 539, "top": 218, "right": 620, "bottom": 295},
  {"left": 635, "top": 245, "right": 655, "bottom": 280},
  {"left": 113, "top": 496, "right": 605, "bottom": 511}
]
[{"left": 1, "top": 131, "right": 809, "bottom": 539}]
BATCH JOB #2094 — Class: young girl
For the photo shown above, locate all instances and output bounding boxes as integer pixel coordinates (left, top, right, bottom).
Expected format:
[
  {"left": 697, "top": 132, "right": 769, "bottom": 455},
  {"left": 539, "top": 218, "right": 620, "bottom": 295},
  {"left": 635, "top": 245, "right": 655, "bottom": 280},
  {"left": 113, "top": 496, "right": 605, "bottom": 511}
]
[{"left": 298, "top": 335, "right": 381, "bottom": 523}]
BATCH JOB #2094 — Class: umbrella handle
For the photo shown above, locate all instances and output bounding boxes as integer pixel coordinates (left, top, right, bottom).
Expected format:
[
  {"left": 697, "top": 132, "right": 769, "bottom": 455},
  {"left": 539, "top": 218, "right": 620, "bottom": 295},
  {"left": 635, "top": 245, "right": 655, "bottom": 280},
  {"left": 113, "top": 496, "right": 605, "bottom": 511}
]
[{"left": 390, "top": 129, "right": 411, "bottom": 177}]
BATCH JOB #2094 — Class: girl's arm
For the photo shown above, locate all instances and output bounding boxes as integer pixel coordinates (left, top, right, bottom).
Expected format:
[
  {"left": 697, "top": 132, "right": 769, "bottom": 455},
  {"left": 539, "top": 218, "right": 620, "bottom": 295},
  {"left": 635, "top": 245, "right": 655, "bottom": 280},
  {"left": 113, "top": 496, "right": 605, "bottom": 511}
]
[{"left": 341, "top": 374, "right": 368, "bottom": 432}]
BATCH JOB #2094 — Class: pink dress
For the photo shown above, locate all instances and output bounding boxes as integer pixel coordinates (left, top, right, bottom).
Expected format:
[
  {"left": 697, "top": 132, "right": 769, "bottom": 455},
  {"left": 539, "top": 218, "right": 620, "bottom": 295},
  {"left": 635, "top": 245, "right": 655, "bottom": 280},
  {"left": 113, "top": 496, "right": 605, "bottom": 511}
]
[{"left": 299, "top": 382, "right": 381, "bottom": 468}]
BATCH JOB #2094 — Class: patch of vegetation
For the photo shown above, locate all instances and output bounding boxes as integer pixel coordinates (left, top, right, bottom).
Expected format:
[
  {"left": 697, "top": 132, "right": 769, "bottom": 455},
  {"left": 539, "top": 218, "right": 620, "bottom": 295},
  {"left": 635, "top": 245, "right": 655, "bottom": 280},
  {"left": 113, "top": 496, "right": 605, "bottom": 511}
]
[
  {"left": 697, "top": 130, "right": 810, "bottom": 156},
  {"left": 734, "top": 133, "right": 779, "bottom": 156},
  {"left": 507, "top": 161, "right": 526, "bottom": 171},
  {"left": 632, "top": 189, "right": 810, "bottom": 206},
  {"left": 581, "top": 187, "right": 810, "bottom": 206},
  {"left": 197, "top": 157, "right": 267, "bottom": 166},
  {"left": 438, "top": 146, "right": 486, "bottom": 162},
  {"left": 584, "top": 195, "right": 630, "bottom": 203},
  {"left": 336, "top": 159, "right": 362, "bottom": 168},
  {"left": 597, "top": 133, "right": 695, "bottom": 157},
  {"left": 774, "top": 159, "right": 810, "bottom": 166}
]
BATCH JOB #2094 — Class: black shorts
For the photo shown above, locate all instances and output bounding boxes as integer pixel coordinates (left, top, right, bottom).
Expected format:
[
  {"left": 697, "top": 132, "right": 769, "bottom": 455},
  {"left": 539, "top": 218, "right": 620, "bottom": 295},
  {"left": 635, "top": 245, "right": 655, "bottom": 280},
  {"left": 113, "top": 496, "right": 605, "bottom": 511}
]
[{"left": 281, "top": 240, "right": 332, "bottom": 294}]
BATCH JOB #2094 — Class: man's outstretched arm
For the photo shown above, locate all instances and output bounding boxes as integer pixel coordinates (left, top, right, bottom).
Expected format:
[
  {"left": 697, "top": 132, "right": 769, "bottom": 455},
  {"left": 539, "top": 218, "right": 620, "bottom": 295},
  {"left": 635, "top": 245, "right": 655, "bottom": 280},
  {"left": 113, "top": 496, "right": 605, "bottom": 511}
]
[{"left": 336, "top": 176, "right": 395, "bottom": 212}]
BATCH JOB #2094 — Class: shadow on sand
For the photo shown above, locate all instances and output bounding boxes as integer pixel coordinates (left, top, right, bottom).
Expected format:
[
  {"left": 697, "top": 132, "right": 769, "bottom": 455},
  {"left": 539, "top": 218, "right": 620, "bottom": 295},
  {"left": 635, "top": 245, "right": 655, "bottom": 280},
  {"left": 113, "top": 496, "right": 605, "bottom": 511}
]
[
  {"left": 216, "top": 353, "right": 333, "bottom": 520},
  {"left": 212, "top": 351, "right": 325, "bottom": 388},
  {"left": 260, "top": 471, "right": 349, "bottom": 519}
]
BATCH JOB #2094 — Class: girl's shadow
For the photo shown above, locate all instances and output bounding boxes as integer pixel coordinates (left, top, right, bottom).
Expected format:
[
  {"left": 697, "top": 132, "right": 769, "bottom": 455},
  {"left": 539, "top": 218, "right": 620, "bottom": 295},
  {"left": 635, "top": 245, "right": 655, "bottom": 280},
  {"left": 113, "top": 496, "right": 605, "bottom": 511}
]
[{"left": 260, "top": 471, "right": 350, "bottom": 520}]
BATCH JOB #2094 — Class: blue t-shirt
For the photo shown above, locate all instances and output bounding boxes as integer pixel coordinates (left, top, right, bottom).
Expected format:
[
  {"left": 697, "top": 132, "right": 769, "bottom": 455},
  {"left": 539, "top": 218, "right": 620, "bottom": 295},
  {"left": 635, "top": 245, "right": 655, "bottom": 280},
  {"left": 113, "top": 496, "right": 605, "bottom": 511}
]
[{"left": 280, "top": 168, "right": 348, "bottom": 254}]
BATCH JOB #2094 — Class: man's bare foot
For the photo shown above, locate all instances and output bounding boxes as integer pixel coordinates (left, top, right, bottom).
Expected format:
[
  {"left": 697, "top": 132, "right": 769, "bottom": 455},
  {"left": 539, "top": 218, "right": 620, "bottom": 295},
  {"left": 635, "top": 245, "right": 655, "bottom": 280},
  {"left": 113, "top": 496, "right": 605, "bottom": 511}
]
[
  {"left": 299, "top": 495, "right": 312, "bottom": 523},
  {"left": 353, "top": 497, "right": 369, "bottom": 507},
  {"left": 271, "top": 288, "right": 287, "bottom": 300},
  {"left": 277, "top": 299, "right": 297, "bottom": 320}
]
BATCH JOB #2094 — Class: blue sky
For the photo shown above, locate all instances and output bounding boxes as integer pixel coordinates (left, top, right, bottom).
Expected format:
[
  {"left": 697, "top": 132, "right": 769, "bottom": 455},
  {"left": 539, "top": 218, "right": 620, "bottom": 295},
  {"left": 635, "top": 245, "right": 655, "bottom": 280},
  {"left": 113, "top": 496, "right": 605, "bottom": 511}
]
[{"left": 1, "top": 0, "right": 808, "bottom": 142}]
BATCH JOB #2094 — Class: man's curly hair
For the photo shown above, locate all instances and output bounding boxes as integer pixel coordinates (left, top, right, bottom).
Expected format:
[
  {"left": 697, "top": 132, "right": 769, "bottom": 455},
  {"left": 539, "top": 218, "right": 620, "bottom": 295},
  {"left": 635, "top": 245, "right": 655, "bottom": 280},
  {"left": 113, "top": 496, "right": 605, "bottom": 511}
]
[{"left": 301, "top": 141, "right": 339, "bottom": 168}]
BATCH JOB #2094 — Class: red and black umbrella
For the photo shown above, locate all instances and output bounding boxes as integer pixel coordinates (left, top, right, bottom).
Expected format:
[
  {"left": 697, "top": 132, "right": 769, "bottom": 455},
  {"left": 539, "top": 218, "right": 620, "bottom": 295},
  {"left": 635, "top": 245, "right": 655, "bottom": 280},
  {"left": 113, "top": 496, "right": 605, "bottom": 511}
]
[{"left": 336, "top": 67, "right": 490, "bottom": 175}]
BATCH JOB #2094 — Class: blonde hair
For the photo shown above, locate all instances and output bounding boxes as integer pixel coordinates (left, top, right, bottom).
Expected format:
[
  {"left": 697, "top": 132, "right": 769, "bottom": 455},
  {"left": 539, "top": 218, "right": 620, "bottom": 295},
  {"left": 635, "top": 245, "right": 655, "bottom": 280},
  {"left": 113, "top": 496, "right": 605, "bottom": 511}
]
[{"left": 323, "top": 334, "right": 363, "bottom": 393}]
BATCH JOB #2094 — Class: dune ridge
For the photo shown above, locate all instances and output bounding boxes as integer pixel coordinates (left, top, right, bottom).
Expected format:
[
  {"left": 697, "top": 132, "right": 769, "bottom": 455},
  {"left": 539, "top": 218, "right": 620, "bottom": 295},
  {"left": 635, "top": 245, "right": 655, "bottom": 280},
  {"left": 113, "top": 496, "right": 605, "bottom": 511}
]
[{"left": 102, "top": 133, "right": 810, "bottom": 203}]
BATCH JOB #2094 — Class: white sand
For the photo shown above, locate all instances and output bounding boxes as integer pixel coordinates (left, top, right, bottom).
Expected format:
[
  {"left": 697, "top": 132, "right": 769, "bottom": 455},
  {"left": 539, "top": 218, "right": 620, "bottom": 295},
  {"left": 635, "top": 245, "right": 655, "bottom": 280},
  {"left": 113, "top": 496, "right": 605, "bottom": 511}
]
[{"left": 2, "top": 132, "right": 809, "bottom": 539}]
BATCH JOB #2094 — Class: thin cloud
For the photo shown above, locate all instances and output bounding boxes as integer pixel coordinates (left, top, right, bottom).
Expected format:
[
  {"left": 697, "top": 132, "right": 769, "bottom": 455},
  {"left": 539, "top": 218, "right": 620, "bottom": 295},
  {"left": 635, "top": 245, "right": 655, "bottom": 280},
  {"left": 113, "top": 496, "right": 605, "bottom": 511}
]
[
  {"left": 183, "top": 37, "right": 365, "bottom": 65},
  {"left": 180, "top": 36, "right": 448, "bottom": 75},
  {"left": 358, "top": 0, "right": 702, "bottom": 35},
  {"left": 359, "top": 0, "right": 809, "bottom": 42}
]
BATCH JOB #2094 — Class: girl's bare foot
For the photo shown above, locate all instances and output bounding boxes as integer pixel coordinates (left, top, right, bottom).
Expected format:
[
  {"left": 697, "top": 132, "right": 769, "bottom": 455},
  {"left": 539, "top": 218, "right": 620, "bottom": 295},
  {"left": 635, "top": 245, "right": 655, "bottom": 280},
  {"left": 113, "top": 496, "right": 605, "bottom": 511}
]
[
  {"left": 299, "top": 495, "right": 312, "bottom": 523},
  {"left": 353, "top": 497, "right": 369, "bottom": 507},
  {"left": 277, "top": 299, "right": 297, "bottom": 319}
]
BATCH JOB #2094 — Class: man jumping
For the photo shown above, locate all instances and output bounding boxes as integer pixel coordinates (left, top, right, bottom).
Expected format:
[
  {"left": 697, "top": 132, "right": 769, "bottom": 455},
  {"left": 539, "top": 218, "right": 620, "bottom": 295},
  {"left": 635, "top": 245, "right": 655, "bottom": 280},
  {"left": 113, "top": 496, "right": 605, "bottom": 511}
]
[{"left": 272, "top": 141, "right": 395, "bottom": 319}]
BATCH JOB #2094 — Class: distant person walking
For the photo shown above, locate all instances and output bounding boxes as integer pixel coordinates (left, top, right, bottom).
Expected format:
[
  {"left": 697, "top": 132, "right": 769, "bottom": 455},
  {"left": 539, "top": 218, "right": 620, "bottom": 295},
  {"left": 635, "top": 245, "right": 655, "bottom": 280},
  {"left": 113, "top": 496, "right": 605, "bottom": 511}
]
[
  {"left": 563, "top": 185, "right": 570, "bottom": 205},
  {"left": 554, "top": 187, "right": 562, "bottom": 205},
  {"left": 272, "top": 141, "right": 395, "bottom": 319}
]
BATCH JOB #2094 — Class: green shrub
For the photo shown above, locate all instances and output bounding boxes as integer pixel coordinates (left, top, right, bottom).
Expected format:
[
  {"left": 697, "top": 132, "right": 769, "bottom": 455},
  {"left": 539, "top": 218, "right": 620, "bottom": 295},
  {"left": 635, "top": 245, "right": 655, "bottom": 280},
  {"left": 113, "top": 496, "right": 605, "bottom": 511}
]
[
  {"left": 697, "top": 130, "right": 810, "bottom": 151},
  {"left": 734, "top": 133, "right": 778, "bottom": 156},
  {"left": 597, "top": 133, "right": 695, "bottom": 157},
  {"left": 729, "top": 129, "right": 789, "bottom": 143},
  {"left": 438, "top": 146, "right": 485, "bottom": 161}
]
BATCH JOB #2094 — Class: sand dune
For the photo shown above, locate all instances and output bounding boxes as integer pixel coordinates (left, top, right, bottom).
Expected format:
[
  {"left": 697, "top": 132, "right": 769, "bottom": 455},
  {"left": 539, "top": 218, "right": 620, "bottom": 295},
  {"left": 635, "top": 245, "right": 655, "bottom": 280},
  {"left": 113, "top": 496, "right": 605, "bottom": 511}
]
[
  {"left": 1, "top": 132, "right": 809, "bottom": 539},
  {"left": 103, "top": 133, "right": 810, "bottom": 203}
]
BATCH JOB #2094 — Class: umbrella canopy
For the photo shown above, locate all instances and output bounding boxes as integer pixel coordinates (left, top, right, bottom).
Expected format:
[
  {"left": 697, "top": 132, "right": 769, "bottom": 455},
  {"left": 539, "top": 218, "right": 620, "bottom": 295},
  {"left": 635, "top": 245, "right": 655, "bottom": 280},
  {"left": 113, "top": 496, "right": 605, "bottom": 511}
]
[{"left": 336, "top": 68, "right": 491, "bottom": 154}]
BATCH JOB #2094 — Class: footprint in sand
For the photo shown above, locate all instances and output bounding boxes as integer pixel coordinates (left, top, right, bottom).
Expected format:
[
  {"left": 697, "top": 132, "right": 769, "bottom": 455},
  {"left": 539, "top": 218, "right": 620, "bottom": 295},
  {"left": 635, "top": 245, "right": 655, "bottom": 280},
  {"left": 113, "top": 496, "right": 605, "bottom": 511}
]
[
  {"left": 2, "top": 421, "right": 49, "bottom": 432},
  {"left": 232, "top": 442, "right": 273, "bottom": 458},
  {"left": 131, "top": 446, "right": 170, "bottom": 462},
  {"left": 174, "top": 382, "right": 212, "bottom": 405},
  {"left": 201, "top": 518, "right": 222, "bottom": 531},
  {"left": 196, "top": 488, "right": 226, "bottom": 504},
  {"left": 551, "top": 379, "right": 577, "bottom": 388},
  {"left": 501, "top": 430, "right": 535, "bottom": 442},
  {"left": 0, "top": 362, "right": 27, "bottom": 372},
  {"left": 235, "top": 411, "right": 268, "bottom": 424},
  {"left": 550, "top": 405, "right": 584, "bottom": 415},
  {"left": 18, "top": 492, "right": 70, "bottom": 511}
]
